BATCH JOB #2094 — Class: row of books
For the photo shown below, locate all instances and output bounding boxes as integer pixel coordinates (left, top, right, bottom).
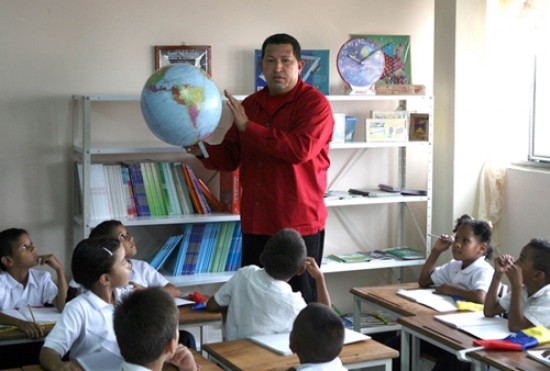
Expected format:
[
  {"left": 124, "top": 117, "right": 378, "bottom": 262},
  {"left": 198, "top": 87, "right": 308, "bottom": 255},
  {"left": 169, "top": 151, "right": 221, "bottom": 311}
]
[
  {"left": 148, "top": 221, "right": 242, "bottom": 276},
  {"left": 326, "top": 247, "right": 424, "bottom": 263},
  {"left": 77, "top": 161, "right": 224, "bottom": 220}
]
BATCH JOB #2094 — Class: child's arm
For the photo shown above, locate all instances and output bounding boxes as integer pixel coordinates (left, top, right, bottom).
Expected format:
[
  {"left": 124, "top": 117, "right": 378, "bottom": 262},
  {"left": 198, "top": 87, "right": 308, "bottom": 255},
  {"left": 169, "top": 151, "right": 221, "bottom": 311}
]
[
  {"left": 163, "top": 283, "right": 183, "bottom": 297},
  {"left": 434, "top": 284, "right": 486, "bottom": 304},
  {"left": 0, "top": 312, "right": 44, "bottom": 338},
  {"left": 304, "top": 257, "right": 330, "bottom": 307},
  {"left": 418, "top": 236, "right": 453, "bottom": 287},
  {"left": 484, "top": 255, "right": 512, "bottom": 317},
  {"left": 39, "top": 347, "right": 82, "bottom": 371},
  {"left": 206, "top": 295, "right": 225, "bottom": 313},
  {"left": 505, "top": 263, "right": 534, "bottom": 332},
  {"left": 40, "top": 254, "right": 68, "bottom": 312}
]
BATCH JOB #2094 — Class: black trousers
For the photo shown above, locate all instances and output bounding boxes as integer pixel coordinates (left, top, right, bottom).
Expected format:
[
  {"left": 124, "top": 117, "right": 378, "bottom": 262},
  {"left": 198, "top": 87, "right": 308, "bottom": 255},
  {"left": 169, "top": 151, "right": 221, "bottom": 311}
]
[{"left": 241, "top": 230, "right": 325, "bottom": 304}]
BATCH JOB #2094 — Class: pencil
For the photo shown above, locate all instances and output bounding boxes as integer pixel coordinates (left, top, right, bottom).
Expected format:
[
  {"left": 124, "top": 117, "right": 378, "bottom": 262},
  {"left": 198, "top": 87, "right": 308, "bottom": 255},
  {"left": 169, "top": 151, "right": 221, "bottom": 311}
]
[{"left": 27, "top": 304, "right": 37, "bottom": 323}]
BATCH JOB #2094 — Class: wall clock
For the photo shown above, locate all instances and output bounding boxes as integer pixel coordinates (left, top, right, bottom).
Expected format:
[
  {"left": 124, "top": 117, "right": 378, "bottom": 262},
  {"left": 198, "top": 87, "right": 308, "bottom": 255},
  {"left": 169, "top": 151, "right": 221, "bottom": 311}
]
[{"left": 337, "top": 37, "right": 385, "bottom": 94}]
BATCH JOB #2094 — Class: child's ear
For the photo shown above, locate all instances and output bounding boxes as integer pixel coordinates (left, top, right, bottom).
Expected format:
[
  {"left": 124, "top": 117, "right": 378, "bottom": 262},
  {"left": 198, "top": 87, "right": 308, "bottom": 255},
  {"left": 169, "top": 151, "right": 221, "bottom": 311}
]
[
  {"left": 1, "top": 256, "right": 13, "bottom": 268},
  {"left": 98, "top": 273, "right": 110, "bottom": 286},
  {"left": 165, "top": 337, "right": 178, "bottom": 356},
  {"left": 296, "top": 265, "right": 306, "bottom": 276},
  {"left": 534, "top": 269, "right": 546, "bottom": 284}
]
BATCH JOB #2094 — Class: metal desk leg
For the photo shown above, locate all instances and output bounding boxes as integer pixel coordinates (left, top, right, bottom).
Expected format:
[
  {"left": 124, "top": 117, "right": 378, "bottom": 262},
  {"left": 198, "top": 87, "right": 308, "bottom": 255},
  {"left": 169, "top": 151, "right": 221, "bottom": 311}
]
[
  {"left": 401, "top": 328, "right": 411, "bottom": 371},
  {"left": 353, "top": 296, "right": 362, "bottom": 332}
]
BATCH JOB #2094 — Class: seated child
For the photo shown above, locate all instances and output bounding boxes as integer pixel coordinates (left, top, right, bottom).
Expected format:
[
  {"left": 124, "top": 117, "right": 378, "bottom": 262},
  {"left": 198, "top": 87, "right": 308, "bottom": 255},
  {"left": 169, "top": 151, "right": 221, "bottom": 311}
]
[
  {"left": 288, "top": 302, "right": 346, "bottom": 371},
  {"left": 89, "top": 220, "right": 196, "bottom": 350},
  {"left": 484, "top": 238, "right": 550, "bottom": 331},
  {"left": 418, "top": 214, "right": 494, "bottom": 304},
  {"left": 39, "top": 237, "right": 131, "bottom": 370},
  {"left": 206, "top": 228, "right": 330, "bottom": 341},
  {"left": 0, "top": 227, "right": 68, "bottom": 368},
  {"left": 114, "top": 287, "right": 197, "bottom": 371}
]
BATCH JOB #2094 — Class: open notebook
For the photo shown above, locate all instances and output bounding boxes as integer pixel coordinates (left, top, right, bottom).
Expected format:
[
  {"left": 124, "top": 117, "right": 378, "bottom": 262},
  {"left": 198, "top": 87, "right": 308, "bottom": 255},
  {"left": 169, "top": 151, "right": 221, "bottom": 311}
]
[
  {"left": 396, "top": 288, "right": 457, "bottom": 312},
  {"left": 527, "top": 349, "right": 550, "bottom": 367},
  {"left": 249, "top": 328, "right": 370, "bottom": 356},
  {"left": 1, "top": 307, "right": 61, "bottom": 325},
  {"left": 435, "top": 311, "right": 511, "bottom": 340}
]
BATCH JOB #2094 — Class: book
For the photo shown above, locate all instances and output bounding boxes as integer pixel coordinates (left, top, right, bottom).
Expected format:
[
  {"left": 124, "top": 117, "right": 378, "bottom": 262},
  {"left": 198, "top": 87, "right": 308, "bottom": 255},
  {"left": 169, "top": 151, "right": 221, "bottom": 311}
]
[
  {"left": 378, "top": 183, "right": 427, "bottom": 196},
  {"left": 435, "top": 312, "right": 511, "bottom": 340},
  {"left": 365, "top": 118, "right": 407, "bottom": 142},
  {"left": 127, "top": 162, "right": 151, "bottom": 216},
  {"left": 120, "top": 166, "right": 138, "bottom": 217},
  {"left": 185, "top": 165, "right": 211, "bottom": 214},
  {"left": 148, "top": 162, "right": 168, "bottom": 215},
  {"left": 249, "top": 328, "right": 370, "bottom": 356},
  {"left": 75, "top": 348, "right": 123, "bottom": 371},
  {"left": 85, "top": 164, "right": 111, "bottom": 220},
  {"left": 182, "top": 223, "right": 206, "bottom": 274},
  {"left": 219, "top": 168, "right": 240, "bottom": 214},
  {"left": 384, "top": 246, "right": 424, "bottom": 260},
  {"left": 348, "top": 188, "right": 397, "bottom": 198},
  {"left": 149, "top": 234, "right": 184, "bottom": 270},
  {"left": 157, "top": 162, "right": 182, "bottom": 216},
  {"left": 1, "top": 307, "right": 61, "bottom": 324},
  {"left": 225, "top": 222, "right": 242, "bottom": 272},
  {"left": 198, "top": 179, "right": 225, "bottom": 212},
  {"left": 396, "top": 288, "right": 457, "bottom": 312},
  {"left": 527, "top": 349, "right": 550, "bottom": 367},
  {"left": 140, "top": 162, "right": 160, "bottom": 216},
  {"left": 326, "top": 252, "right": 371, "bottom": 263},
  {"left": 182, "top": 164, "right": 205, "bottom": 214},
  {"left": 171, "top": 163, "right": 194, "bottom": 214}
]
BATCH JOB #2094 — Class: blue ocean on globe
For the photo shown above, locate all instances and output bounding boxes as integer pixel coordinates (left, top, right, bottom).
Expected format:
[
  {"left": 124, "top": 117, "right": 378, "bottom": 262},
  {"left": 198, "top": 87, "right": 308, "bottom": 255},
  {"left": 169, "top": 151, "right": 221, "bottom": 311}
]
[{"left": 140, "top": 63, "right": 222, "bottom": 147}]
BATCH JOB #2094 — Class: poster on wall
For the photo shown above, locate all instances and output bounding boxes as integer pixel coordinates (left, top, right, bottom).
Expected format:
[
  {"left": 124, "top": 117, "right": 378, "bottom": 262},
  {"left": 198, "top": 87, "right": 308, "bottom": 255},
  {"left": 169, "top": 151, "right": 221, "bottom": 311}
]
[
  {"left": 350, "top": 35, "right": 411, "bottom": 85},
  {"left": 254, "top": 49, "right": 330, "bottom": 95},
  {"left": 154, "top": 45, "right": 211, "bottom": 75}
]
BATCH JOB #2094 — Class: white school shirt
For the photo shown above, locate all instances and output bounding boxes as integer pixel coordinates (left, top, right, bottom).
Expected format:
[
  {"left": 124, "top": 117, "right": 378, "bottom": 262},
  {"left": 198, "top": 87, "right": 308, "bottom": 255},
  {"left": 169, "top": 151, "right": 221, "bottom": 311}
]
[
  {"left": 43, "top": 290, "right": 121, "bottom": 359},
  {"left": 297, "top": 357, "right": 348, "bottom": 370},
  {"left": 0, "top": 269, "right": 58, "bottom": 310},
  {"left": 431, "top": 257, "right": 494, "bottom": 292},
  {"left": 214, "top": 265, "right": 306, "bottom": 341},
  {"left": 120, "top": 361, "right": 151, "bottom": 371},
  {"left": 499, "top": 284, "right": 550, "bottom": 328}
]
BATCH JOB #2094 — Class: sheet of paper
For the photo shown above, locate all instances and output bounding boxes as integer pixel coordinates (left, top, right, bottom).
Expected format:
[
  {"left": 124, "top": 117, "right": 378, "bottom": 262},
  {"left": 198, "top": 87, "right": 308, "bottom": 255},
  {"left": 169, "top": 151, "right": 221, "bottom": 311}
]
[
  {"left": 75, "top": 349, "right": 123, "bottom": 371},
  {"left": 527, "top": 349, "right": 550, "bottom": 367},
  {"left": 396, "top": 288, "right": 457, "bottom": 312},
  {"left": 175, "top": 297, "right": 195, "bottom": 306},
  {"left": 1, "top": 307, "right": 60, "bottom": 324}
]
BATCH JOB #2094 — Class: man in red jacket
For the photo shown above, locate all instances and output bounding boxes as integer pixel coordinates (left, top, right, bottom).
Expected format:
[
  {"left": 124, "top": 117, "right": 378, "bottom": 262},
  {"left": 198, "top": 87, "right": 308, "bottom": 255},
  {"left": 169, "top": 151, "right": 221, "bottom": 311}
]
[{"left": 188, "top": 33, "right": 334, "bottom": 303}]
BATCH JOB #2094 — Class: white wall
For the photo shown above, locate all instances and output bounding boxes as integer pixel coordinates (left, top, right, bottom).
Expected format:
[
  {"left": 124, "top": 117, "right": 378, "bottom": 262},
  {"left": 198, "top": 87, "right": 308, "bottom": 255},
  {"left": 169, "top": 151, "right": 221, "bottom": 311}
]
[{"left": 0, "top": 0, "right": 434, "bottom": 309}]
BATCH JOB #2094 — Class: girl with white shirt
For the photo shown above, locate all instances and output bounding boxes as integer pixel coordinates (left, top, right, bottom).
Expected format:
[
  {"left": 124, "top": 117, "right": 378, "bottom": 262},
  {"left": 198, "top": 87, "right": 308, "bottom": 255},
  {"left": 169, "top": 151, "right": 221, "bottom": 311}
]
[{"left": 39, "top": 237, "right": 131, "bottom": 371}]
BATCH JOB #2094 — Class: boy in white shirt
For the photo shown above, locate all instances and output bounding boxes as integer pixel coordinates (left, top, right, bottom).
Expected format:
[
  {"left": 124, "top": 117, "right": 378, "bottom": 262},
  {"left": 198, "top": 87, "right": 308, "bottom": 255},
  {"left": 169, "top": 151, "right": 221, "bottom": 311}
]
[
  {"left": 206, "top": 228, "right": 330, "bottom": 340},
  {"left": 484, "top": 238, "right": 550, "bottom": 331},
  {"left": 288, "top": 303, "right": 347, "bottom": 371}
]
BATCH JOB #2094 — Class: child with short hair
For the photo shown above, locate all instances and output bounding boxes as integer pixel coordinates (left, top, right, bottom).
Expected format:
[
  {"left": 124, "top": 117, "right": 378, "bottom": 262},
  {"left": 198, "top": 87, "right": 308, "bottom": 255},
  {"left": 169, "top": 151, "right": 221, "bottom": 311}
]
[
  {"left": 39, "top": 237, "right": 132, "bottom": 370},
  {"left": 288, "top": 303, "right": 346, "bottom": 371},
  {"left": 0, "top": 228, "right": 68, "bottom": 337},
  {"left": 484, "top": 238, "right": 550, "bottom": 331},
  {"left": 114, "top": 287, "right": 197, "bottom": 371},
  {"left": 418, "top": 215, "right": 494, "bottom": 304},
  {"left": 206, "top": 228, "right": 330, "bottom": 341}
]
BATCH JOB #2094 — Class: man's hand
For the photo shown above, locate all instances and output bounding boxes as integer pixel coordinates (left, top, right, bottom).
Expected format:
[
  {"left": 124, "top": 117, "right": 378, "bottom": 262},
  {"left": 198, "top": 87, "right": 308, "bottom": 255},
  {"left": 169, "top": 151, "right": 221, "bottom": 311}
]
[{"left": 224, "top": 90, "right": 249, "bottom": 132}]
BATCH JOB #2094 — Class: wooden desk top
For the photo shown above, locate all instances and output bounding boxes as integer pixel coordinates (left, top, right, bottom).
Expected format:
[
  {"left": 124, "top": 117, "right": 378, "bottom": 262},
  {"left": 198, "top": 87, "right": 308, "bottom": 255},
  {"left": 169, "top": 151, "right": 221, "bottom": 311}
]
[
  {"left": 202, "top": 338, "right": 398, "bottom": 371},
  {"left": 397, "top": 314, "right": 474, "bottom": 350},
  {"left": 350, "top": 282, "right": 437, "bottom": 317},
  {"left": 0, "top": 324, "right": 54, "bottom": 343},
  {"left": 178, "top": 305, "right": 221, "bottom": 325}
]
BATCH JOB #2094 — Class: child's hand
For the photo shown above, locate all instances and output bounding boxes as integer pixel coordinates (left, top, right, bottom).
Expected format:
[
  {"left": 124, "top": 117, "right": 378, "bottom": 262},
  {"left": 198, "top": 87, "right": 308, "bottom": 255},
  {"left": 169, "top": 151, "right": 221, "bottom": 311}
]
[
  {"left": 168, "top": 344, "right": 197, "bottom": 371},
  {"left": 434, "top": 283, "right": 453, "bottom": 296},
  {"left": 494, "top": 254, "right": 515, "bottom": 274},
  {"left": 304, "top": 257, "right": 323, "bottom": 281},
  {"left": 39, "top": 254, "right": 63, "bottom": 270},
  {"left": 58, "top": 361, "right": 83, "bottom": 371},
  {"left": 505, "top": 263, "right": 523, "bottom": 288},
  {"left": 129, "top": 281, "right": 146, "bottom": 291},
  {"left": 17, "top": 320, "right": 44, "bottom": 338},
  {"left": 432, "top": 235, "right": 453, "bottom": 253}
]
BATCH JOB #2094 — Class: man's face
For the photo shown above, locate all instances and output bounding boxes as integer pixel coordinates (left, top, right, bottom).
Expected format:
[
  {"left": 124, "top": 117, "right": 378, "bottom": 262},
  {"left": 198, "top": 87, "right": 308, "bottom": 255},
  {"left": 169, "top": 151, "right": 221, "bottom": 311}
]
[{"left": 260, "top": 43, "right": 304, "bottom": 95}]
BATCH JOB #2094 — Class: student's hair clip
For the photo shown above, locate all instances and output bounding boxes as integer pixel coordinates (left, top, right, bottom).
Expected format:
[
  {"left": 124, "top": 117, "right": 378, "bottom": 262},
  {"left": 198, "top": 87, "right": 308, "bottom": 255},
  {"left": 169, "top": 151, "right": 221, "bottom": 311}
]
[{"left": 102, "top": 247, "right": 113, "bottom": 256}]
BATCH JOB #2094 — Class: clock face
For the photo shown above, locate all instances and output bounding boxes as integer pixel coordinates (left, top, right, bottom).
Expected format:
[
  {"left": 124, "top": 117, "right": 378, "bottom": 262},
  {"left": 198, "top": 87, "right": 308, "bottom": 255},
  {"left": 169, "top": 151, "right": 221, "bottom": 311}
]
[{"left": 337, "top": 37, "right": 385, "bottom": 89}]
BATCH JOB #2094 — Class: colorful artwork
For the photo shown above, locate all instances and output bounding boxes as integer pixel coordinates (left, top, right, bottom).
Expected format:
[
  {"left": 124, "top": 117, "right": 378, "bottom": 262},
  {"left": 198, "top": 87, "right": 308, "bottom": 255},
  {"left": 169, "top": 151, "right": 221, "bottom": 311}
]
[{"left": 351, "top": 35, "right": 411, "bottom": 85}]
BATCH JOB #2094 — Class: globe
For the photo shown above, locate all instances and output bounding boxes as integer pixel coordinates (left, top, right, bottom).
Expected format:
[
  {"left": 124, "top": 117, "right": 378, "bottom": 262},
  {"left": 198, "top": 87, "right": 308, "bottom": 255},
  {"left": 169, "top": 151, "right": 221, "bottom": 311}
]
[{"left": 140, "top": 63, "right": 222, "bottom": 147}]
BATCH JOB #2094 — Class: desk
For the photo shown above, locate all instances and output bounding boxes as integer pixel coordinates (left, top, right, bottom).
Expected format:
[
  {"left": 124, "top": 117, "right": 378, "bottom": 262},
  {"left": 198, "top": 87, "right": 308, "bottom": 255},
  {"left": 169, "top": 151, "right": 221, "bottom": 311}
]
[
  {"left": 0, "top": 324, "right": 54, "bottom": 346},
  {"left": 202, "top": 338, "right": 398, "bottom": 371},
  {"left": 178, "top": 305, "right": 221, "bottom": 346},
  {"left": 468, "top": 348, "right": 550, "bottom": 371},
  {"left": 349, "top": 282, "right": 437, "bottom": 333}
]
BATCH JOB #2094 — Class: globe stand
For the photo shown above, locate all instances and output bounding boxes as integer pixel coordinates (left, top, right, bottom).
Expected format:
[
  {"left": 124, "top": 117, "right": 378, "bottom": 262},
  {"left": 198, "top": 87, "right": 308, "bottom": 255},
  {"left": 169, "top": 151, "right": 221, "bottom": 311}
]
[{"left": 198, "top": 141, "right": 209, "bottom": 159}]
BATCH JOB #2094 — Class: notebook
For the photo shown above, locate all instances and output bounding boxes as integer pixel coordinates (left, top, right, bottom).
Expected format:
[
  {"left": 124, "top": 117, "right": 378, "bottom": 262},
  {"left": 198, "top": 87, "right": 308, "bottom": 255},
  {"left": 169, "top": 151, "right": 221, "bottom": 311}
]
[
  {"left": 75, "top": 349, "right": 123, "bottom": 371},
  {"left": 396, "top": 288, "right": 457, "bottom": 312},
  {"left": 527, "top": 349, "right": 550, "bottom": 367},
  {"left": 249, "top": 328, "right": 370, "bottom": 356},
  {"left": 435, "top": 311, "right": 511, "bottom": 340},
  {"left": 1, "top": 307, "right": 61, "bottom": 324}
]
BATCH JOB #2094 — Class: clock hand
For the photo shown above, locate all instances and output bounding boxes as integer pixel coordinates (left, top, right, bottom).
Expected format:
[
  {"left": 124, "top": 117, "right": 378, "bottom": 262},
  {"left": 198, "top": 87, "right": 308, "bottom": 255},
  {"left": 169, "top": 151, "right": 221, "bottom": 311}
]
[
  {"left": 347, "top": 54, "right": 362, "bottom": 64},
  {"left": 360, "top": 50, "right": 383, "bottom": 65}
]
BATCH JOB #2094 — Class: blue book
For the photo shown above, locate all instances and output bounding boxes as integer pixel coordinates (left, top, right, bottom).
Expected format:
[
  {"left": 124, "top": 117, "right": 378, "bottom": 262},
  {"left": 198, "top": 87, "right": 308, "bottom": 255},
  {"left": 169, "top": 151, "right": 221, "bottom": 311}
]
[
  {"left": 157, "top": 235, "right": 184, "bottom": 275},
  {"left": 202, "top": 222, "right": 221, "bottom": 273},
  {"left": 174, "top": 225, "right": 193, "bottom": 275},
  {"left": 127, "top": 162, "right": 151, "bottom": 216},
  {"left": 182, "top": 223, "right": 206, "bottom": 275},
  {"left": 225, "top": 222, "right": 242, "bottom": 272},
  {"left": 195, "top": 223, "right": 215, "bottom": 273}
]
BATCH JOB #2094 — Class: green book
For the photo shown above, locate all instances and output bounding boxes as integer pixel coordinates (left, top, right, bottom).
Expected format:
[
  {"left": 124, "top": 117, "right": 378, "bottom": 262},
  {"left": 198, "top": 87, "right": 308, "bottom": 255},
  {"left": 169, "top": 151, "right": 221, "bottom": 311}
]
[
  {"left": 384, "top": 246, "right": 424, "bottom": 260},
  {"left": 327, "top": 252, "right": 371, "bottom": 263}
]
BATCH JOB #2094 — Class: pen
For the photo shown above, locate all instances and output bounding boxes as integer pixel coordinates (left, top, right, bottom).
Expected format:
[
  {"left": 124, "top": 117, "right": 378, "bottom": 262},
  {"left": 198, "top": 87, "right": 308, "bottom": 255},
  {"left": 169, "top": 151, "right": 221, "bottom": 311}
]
[
  {"left": 27, "top": 304, "right": 37, "bottom": 323},
  {"left": 428, "top": 233, "right": 454, "bottom": 241}
]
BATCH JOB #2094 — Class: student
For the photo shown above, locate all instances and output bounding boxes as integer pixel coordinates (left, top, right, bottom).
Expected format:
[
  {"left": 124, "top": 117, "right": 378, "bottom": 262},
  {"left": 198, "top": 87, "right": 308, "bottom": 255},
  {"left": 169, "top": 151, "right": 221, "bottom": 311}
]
[
  {"left": 288, "top": 303, "right": 346, "bottom": 371},
  {"left": 114, "top": 287, "right": 197, "bottom": 371},
  {"left": 418, "top": 215, "right": 494, "bottom": 304},
  {"left": 484, "top": 238, "right": 550, "bottom": 331},
  {"left": 0, "top": 227, "right": 68, "bottom": 336},
  {"left": 39, "top": 237, "right": 131, "bottom": 370},
  {"left": 88, "top": 220, "right": 196, "bottom": 350},
  {"left": 206, "top": 228, "right": 330, "bottom": 341}
]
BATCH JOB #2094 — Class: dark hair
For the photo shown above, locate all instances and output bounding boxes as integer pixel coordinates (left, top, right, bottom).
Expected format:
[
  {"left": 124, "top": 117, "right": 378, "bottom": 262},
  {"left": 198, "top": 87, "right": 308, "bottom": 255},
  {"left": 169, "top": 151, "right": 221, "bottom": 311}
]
[
  {"left": 291, "top": 303, "right": 344, "bottom": 363},
  {"left": 71, "top": 237, "right": 121, "bottom": 290},
  {"left": 262, "top": 228, "right": 306, "bottom": 280},
  {"left": 526, "top": 238, "right": 550, "bottom": 284},
  {"left": 89, "top": 220, "right": 123, "bottom": 239},
  {"left": 261, "top": 33, "right": 302, "bottom": 61},
  {"left": 114, "top": 287, "right": 179, "bottom": 365},
  {"left": 453, "top": 214, "right": 494, "bottom": 260},
  {"left": 0, "top": 228, "right": 28, "bottom": 271}
]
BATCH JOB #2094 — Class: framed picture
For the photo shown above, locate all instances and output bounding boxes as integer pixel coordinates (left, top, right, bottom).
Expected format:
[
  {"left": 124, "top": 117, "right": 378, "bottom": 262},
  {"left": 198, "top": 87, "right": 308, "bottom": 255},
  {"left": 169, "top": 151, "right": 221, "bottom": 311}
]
[
  {"left": 409, "top": 113, "right": 430, "bottom": 141},
  {"left": 154, "top": 45, "right": 211, "bottom": 74},
  {"left": 350, "top": 34, "right": 411, "bottom": 85}
]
